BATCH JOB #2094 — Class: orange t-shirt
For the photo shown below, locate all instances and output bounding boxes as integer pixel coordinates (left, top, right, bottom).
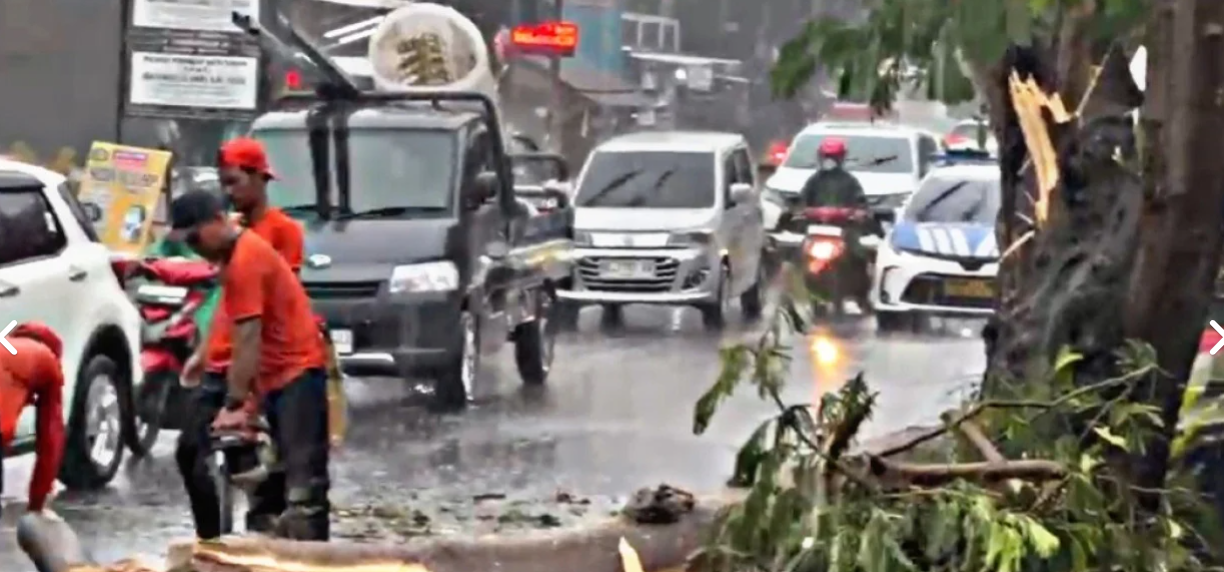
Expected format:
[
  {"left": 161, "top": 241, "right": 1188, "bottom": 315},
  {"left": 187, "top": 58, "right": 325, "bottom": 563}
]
[
  {"left": 205, "top": 208, "right": 304, "bottom": 371},
  {"left": 221, "top": 231, "right": 325, "bottom": 394}
]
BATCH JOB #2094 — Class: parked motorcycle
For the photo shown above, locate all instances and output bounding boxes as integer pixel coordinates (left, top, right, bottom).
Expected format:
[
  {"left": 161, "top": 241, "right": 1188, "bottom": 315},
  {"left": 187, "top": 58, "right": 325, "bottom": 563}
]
[
  {"left": 799, "top": 207, "right": 876, "bottom": 318},
  {"left": 122, "top": 258, "right": 219, "bottom": 456}
]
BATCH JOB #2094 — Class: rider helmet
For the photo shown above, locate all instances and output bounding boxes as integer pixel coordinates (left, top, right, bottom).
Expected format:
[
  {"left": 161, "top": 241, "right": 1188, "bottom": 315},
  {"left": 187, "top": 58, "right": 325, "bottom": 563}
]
[{"left": 817, "top": 138, "right": 848, "bottom": 169}]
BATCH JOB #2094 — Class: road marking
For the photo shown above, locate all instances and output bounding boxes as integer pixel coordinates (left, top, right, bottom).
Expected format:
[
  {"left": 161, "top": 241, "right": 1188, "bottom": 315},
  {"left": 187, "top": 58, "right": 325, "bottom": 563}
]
[
  {"left": 0, "top": 320, "right": 15, "bottom": 355},
  {"left": 1211, "top": 321, "right": 1224, "bottom": 355}
]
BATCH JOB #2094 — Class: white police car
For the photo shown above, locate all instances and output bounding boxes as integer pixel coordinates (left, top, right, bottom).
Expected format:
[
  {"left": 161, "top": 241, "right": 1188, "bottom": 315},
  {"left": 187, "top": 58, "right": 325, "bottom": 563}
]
[{"left": 870, "top": 160, "right": 1000, "bottom": 332}]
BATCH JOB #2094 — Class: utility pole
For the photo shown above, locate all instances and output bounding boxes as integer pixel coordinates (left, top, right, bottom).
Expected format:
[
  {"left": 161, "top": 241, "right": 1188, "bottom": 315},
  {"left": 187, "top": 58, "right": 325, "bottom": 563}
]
[{"left": 547, "top": 0, "right": 565, "bottom": 150}]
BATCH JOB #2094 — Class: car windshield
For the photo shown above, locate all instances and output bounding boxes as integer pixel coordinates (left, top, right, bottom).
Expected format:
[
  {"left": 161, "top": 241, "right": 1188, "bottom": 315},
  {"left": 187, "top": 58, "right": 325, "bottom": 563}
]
[
  {"left": 783, "top": 133, "right": 914, "bottom": 174},
  {"left": 574, "top": 151, "right": 714, "bottom": 209},
  {"left": 903, "top": 175, "right": 1000, "bottom": 224},
  {"left": 256, "top": 128, "right": 458, "bottom": 216}
]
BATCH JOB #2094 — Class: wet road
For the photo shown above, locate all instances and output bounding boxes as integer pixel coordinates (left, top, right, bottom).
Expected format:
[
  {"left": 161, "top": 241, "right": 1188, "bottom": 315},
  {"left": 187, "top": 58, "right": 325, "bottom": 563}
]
[{"left": 1, "top": 304, "right": 984, "bottom": 567}]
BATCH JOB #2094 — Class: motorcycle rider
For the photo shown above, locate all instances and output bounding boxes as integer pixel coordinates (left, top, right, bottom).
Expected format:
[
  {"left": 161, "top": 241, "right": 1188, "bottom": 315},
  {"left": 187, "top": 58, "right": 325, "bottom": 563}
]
[
  {"left": 175, "top": 137, "right": 310, "bottom": 540},
  {"left": 0, "top": 323, "right": 66, "bottom": 519},
  {"left": 796, "top": 137, "right": 873, "bottom": 312}
]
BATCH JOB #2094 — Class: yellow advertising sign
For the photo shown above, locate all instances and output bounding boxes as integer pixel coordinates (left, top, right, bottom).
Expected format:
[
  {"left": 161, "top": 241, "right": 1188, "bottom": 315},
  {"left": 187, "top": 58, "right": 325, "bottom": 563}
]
[{"left": 76, "top": 142, "right": 172, "bottom": 255}]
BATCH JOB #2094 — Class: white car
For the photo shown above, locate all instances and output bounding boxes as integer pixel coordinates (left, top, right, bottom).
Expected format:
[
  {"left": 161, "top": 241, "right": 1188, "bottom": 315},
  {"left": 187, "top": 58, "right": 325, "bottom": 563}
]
[
  {"left": 0, "top": 158, "right": 143, "bottom": 489},
  {"left": 761, "top": 123, "right": 943, "bottom": 234},
  {"left": 870, "top": 162, "right": 1001, "bottom": 332}
]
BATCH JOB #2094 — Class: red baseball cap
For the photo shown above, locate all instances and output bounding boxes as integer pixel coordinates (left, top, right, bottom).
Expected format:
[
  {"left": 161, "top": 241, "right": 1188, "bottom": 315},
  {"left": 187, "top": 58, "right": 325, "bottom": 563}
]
[{"left": 219, "top": 137, "right": 276, "bottom": 179}]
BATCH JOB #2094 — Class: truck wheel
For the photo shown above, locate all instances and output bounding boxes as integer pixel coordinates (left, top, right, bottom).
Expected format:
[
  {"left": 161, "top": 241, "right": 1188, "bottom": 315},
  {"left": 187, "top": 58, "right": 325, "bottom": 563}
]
[
  {"left": 700, "top": 264, "right": 732, "bottom": 330},
  {"left": 435, "top": 311, "right": 480, "bottom": 409},
  {"left": 514, "top": 291, "right": 555, "bottom": 385},
  {"left": 555, "top": 301, "right": 580, "bottom": 331},
  {"left": 740, "top": 259, "right": 765, "bottom": 321},
  {"left": 60, "top": 354, "right": 127, "bottom": 490}
]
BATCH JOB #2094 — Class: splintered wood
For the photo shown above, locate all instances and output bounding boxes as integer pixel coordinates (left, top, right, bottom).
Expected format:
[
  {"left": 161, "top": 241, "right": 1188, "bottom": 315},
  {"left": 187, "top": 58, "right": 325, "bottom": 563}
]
[{"left": 1008, "top": 72, "right": 1072, "bottom": 228}]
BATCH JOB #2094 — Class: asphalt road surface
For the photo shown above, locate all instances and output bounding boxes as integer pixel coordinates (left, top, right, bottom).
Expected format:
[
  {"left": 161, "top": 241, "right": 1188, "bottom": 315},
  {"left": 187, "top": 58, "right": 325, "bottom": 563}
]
[{"left": 1, "top": 304, "right": 985, "bottom": 568}]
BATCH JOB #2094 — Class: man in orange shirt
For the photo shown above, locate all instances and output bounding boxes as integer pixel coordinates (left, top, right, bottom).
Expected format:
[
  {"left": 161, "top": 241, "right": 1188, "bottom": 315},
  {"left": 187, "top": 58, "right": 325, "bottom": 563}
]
[
  {"left": 171, "top": 189, "right": 330, "bottom": 540},
  {"left": 0, "top": 323, "right": 66, "bottom": 519}
]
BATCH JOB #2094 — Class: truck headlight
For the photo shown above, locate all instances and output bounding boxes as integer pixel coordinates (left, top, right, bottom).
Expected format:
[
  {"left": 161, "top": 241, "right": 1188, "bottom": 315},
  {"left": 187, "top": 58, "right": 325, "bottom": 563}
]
[
  {"left": 668, "top": 231, "right": 713, "bottom": 247},
  {"left": 389, "top": 261, "right": 459, "bottom": 293}
]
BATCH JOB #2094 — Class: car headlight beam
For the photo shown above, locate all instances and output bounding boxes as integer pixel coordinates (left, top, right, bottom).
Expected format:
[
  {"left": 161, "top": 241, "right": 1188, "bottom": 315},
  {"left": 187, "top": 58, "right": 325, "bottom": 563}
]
[{"left": 389, "top": 261, "right": 459, "bottom": 293}]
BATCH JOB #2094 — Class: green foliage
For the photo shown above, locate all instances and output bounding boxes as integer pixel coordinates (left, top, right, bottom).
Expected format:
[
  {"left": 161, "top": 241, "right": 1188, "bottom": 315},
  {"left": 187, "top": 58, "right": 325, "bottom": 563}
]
[
  {"left": 692, "top": 277, "right": 1213, "bottom": 572},
  {"left": 770, "top": 0, "right": 1150, "bottom": 108}
]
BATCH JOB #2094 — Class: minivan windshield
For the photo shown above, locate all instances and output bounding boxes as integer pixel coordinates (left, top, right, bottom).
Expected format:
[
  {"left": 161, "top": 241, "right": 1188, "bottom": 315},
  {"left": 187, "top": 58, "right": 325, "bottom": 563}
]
[
  {"left": 256, "top": 128, "right": 458, "bottom": 216},
  {"left": 783, "top": 133, "right": 914, "bottom": 174},
  {"left": 574, "top": 151, "right": 714, "bottom": 209},
  {"left": 903, "top": 175, "right": 1000, "bottom": 224}
]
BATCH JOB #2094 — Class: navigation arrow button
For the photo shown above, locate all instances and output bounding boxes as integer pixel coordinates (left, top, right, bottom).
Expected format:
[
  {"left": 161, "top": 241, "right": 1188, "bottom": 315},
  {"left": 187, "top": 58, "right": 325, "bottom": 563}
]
[{"left": 0, "top": 320, "right": 15, "bottom": 355}]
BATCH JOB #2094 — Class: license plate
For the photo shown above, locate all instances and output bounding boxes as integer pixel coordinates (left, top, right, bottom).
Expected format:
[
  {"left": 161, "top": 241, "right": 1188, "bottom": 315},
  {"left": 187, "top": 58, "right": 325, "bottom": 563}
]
[
  {"left": 330, "top": 329, "right": 353, "bottom": 355},
  {"left": 943, "top": 278, "right": 994, "bottom": 299},
  {"left": 806, "top": 224, "right": 844, "bottom": 237},
  {"left": 600, "top": 259, "right": 655, "bottom": 279}
]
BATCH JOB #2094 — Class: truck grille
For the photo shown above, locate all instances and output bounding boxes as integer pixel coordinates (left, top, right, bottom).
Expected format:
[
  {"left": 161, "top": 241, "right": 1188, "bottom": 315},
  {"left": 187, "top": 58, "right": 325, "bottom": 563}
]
[
  {"left": 900, "top": 273, "right": 995, "bottom": 309},
  {"left": 578, "top": 256, "right": 679, "bottom": 293},
  {"left": 304, "top": 281, "right": 382, "bottom": 299}
]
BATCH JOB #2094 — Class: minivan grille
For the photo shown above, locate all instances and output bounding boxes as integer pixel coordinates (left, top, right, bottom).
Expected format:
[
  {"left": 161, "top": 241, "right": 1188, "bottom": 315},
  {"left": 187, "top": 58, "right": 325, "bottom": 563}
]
[{"left": 578, "top": 257, "right": 679, "bottom": 293}]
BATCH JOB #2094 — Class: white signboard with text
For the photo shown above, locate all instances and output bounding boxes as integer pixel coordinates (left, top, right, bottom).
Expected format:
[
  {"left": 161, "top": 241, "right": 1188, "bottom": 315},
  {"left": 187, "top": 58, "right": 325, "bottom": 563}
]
[
  {"left": 131, "top": 0, "right": 259, "bottom": 33},
  {"left": 128, "top": 52, "right": 258, "bottom": 110}
]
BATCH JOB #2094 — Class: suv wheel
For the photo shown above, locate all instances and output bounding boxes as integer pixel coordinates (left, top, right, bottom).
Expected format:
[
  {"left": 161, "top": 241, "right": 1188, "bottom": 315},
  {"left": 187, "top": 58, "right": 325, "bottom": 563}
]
[
  {"left": 514, "top": 290, "right": 555, "bottom": 385},
  {"left": 436, "top": 311, "right": 480, "bottom": 409},
  {"left": 700, "top": 264, "right": 732, "bottom": 330},
  {"left": 61, "top": 354, "right": 127, "bottom": 489}
]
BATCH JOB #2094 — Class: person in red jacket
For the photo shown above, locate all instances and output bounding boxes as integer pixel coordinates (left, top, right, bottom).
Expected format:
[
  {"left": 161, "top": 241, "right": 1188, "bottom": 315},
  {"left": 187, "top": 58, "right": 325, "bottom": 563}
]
[{"left": 0, "top": 322, "right": 66, "bottom": 517}]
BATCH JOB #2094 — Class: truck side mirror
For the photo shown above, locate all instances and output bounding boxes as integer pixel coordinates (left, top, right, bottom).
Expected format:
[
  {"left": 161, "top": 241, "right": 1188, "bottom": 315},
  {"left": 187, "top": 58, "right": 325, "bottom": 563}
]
[{"left": 466, "top": 171, "right": 499, "bottom": 209}]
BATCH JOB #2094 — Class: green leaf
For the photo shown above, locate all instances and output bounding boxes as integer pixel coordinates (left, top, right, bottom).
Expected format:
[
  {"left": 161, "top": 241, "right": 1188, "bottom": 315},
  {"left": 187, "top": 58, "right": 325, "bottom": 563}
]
[
  {"left": 729, "top": 418, "right": 773, "bottom": 487},
  {"left": 1092, "top": 426, "right": 1129, "bottom": 450},
  {"left": 1052, "top": 346, "right": 1083, "bottom": 378}
]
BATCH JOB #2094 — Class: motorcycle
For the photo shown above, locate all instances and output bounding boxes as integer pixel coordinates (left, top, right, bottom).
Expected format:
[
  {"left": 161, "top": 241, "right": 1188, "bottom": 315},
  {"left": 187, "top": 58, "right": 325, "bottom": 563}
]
[
  {"left": 122, "top": 257, "right": 219, "bottom": 456},
  {"left": 798, "top": 206, "right": 876, "bottom": 319}
]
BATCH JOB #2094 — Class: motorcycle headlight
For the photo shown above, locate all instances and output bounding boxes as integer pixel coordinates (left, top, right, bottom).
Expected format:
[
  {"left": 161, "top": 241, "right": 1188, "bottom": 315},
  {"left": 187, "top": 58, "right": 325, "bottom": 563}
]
[
  {"left": 389, "top": 261, "right": 459, "bottom": 294},
  {"left": 668, "top": 231, "right": 713, "bottom": 247}
]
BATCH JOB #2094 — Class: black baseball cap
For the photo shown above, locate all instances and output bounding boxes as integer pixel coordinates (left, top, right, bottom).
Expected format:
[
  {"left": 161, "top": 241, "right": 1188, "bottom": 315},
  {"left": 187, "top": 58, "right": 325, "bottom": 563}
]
[{"left": 169, "top": 189, "right": 226, "bottom": 237}]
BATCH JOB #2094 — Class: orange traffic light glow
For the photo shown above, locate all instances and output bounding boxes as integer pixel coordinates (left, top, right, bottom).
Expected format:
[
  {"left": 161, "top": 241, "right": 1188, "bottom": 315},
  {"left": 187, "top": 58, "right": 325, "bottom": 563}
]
[{"left": 509, "top": 21, "right": 579, "bottom": 56}]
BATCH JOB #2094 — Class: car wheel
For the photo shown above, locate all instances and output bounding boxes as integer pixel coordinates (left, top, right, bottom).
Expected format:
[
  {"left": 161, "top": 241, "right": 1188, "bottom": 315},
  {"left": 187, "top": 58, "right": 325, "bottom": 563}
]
[
  {"left": 740, "top": 259, "right": 766, "bottom": 321},
  {"left": 435, "top": 310, "right": 480, "bottom": 409},
  {"left": 514, "top": 290, "right": 555, "bottom": 385},
  {"left": 701, "top": 263, "right": 732, "bottom": 330},
  {"left": 60, "top": 354, "right": 127, "bottom": 489},
  {"left": 126, "top": 371, "right": 172, "bottom": 457}
]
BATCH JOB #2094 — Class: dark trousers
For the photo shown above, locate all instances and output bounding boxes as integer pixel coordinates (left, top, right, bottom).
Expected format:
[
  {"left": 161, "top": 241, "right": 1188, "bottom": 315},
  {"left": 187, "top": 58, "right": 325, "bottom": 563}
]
[{"left": 175, "top": 369, "right": 331, "bottom": 540}]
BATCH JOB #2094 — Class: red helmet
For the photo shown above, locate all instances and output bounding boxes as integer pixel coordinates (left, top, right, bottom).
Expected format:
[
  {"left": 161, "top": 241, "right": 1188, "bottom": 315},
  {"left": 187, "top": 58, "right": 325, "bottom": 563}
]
[{"left": 818, "top": 137, "right": 847, "bottom": 159}]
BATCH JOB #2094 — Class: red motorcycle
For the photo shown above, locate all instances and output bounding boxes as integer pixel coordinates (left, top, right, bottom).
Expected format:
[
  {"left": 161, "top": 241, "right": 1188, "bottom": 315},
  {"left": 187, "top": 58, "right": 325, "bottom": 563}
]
[
  {"left": 800, "top": 207, "right": 874, "bottom": 318},
  {"left": 121, "top": 258, "right": 219, "bottom": 456}
]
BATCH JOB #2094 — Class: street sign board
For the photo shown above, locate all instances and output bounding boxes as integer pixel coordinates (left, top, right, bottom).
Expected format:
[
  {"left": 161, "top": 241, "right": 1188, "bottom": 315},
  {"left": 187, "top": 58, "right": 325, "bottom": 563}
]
[{"left": 509, "top": 21, "right": 579, "bottom": 58}]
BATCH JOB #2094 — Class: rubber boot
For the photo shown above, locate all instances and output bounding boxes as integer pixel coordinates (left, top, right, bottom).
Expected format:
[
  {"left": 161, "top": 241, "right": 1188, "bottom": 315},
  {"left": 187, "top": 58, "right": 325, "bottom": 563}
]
[{"left": 273, "top": 487, "right": 330, "bottom": 540}]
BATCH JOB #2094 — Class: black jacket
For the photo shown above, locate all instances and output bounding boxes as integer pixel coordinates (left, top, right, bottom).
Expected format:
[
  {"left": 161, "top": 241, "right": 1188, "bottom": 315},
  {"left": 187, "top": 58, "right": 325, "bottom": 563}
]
[{"left": 799, "top": 168, "right": 867, "bottom": 209}]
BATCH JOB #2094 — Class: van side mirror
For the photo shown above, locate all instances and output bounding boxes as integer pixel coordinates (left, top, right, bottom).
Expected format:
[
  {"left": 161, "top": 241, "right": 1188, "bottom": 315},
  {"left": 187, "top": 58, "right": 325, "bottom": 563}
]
[
  {"left": 729, "top": 182, "right": 753, "bottom": 205},
  {"left": 466, "top": 171, "right": 499, "bottom": 208}
]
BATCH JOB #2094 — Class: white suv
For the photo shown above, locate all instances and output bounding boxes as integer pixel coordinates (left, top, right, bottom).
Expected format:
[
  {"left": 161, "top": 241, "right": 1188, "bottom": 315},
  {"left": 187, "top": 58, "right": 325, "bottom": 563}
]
[{"left": 0, "top": 158, "right": 143, "bottom": 489}]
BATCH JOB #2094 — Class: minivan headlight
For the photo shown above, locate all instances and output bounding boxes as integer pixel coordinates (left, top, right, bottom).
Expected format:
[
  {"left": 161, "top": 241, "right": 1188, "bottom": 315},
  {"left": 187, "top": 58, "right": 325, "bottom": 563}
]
[
  {"left": 389, "top": 261, "right": 458, "bottom": 293},
  {"left": 668, "top": 231, "right": 713, "bottom": 247}
]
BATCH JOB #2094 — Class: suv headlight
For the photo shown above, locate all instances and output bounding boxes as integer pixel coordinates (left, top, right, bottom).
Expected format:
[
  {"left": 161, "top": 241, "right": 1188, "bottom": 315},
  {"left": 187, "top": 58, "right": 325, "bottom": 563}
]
[
  {"left": 668, "top": 231, "right": 713, "bottom": 247},
  {"left": 762, "top": 186, "right": 788, "bottom": 206},
  {"left": 389, "top": 261, "right": 459, "bottom": 293}
]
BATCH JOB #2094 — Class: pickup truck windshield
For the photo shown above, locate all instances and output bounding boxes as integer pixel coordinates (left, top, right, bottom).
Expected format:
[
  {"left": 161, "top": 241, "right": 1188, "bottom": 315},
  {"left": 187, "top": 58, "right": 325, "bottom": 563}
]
[
  {"left": 574, "top": 151, "right": 714, "bottom": 209},
  {"left": 783, "top": 134, "right": 914, "bottom": 174},
  {"left": 256, "top": 128, "right": 458, "bottom": 215},
  {"left": 903, "top": 175, "right": 1000, "bottom": 224}
]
